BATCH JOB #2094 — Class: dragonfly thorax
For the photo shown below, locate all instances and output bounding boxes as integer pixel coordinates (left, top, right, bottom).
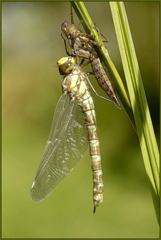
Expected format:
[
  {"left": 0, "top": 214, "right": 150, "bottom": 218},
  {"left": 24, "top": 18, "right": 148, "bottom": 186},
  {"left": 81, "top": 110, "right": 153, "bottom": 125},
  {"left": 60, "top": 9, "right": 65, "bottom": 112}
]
[{"left": 63, "top": 70, "right": 87, "bottom": 97}]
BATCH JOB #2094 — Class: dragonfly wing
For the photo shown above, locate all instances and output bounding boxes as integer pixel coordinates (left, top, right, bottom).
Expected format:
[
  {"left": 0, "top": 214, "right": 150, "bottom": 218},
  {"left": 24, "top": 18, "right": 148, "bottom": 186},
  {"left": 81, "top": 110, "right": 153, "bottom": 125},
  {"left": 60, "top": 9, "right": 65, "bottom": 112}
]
[{"left": 30, "top": 93, "right": 88, "bottom": 202}]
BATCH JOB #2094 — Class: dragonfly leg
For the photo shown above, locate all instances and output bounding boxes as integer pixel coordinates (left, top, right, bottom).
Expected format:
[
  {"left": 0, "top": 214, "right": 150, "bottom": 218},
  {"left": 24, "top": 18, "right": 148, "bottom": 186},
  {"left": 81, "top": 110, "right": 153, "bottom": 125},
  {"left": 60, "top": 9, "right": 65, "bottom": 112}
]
[
  {"left": 91, "top": 23, "right": 108, "bottom": 44},
  {"left": 61, "top": 34, "right": 71, "bottom": 56},
  {"left": 86, "top": 75, "right": 115, "bottom": 103},
  {"left": 70, "top": 4, "right": 74, "bottom": 24}
]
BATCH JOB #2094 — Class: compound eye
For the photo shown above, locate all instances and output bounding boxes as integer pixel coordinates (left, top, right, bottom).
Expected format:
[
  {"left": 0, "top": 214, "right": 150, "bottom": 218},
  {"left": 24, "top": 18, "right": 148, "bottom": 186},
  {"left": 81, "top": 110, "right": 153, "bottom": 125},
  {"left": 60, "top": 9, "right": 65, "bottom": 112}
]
[{"left": 61, "top": 21, "right": 68, "bottom": 34}]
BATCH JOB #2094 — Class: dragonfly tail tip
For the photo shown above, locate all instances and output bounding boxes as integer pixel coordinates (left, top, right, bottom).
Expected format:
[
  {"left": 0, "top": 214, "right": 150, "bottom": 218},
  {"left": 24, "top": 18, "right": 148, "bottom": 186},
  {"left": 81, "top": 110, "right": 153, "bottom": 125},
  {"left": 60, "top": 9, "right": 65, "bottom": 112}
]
[{"left": 93, "top": 206, "right": 96, "bottom": 214}]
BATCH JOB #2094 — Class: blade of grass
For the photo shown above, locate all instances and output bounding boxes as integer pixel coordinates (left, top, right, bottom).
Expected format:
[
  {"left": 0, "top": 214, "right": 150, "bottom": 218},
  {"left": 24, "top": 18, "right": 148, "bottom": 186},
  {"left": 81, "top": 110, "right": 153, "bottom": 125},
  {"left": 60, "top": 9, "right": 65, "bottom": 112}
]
[
  {"left": 110, "top": 2, "right": 160, "bottom": 224},
  {"left": 70, "top": 1, "right": 135, "bottom": 129}
]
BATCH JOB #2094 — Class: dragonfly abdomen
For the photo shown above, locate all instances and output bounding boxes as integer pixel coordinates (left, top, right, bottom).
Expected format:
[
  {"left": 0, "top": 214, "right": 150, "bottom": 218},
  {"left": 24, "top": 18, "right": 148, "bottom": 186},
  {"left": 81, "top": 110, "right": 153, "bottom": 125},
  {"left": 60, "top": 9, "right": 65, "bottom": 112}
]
[
  {"left": 79, "top": 92, "right": 103, "bottom": 212},
  {"left": 91, "top": 57, "right": 119, "bottom": 106}
]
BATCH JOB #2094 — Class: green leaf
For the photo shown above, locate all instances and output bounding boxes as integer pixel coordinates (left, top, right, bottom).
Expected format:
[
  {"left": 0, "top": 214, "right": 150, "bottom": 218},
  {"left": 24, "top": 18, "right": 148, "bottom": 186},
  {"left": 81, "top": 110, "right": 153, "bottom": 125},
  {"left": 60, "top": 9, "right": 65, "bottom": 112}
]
[{"left": 110, "top": 2, "right": 160, "bottom": 224}]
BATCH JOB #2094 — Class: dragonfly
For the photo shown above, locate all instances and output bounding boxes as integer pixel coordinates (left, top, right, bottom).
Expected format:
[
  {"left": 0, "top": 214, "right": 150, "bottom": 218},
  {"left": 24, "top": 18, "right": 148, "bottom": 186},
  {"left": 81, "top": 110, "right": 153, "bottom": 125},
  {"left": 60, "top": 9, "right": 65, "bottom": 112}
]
[
  {"left": 30, "top": 56, "right": 103, "bottom": 213},
  {"left": 61, "top": 20, "right": 120, "bottom": 108}
]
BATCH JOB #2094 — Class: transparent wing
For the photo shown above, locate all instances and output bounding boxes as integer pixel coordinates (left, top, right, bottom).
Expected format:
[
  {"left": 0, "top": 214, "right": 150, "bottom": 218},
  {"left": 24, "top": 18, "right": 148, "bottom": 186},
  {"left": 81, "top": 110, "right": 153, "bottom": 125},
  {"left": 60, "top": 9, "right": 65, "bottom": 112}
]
[{"left": 30, "top": 93, "right": 88, "bottom": 202}]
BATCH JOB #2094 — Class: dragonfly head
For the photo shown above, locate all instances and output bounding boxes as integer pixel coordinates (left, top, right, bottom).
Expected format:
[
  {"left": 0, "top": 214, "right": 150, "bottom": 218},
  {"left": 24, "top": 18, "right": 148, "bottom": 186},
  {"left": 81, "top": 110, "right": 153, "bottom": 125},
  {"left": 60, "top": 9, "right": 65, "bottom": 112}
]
[
  {"left": 61, "top": 20, "right": 77, "bottom": 38},
  {"left": 57, "top": 57, "right": 76, "bottom": 75}
]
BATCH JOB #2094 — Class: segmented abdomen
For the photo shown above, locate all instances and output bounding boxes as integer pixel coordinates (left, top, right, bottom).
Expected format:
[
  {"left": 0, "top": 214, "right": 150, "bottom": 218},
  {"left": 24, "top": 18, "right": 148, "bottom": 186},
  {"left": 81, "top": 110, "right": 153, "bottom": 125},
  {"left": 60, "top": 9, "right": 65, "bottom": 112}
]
[
  {"left": 91, "top": 56, "right": 119, "bottom": 106},
  {"left": 78, "top": 91, "right": 103, "bottom": 212}
]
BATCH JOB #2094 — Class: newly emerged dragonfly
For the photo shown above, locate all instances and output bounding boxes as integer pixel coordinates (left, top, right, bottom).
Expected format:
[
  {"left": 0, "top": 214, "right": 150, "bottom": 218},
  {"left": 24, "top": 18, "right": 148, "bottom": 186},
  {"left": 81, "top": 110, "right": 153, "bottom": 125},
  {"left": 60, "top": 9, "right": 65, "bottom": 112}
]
[
  {"left": 30, "top": 56, "right": 103, "bottom": 213},
  {"left": 61, "top": 20, "right": 120, "bottom": 107}
]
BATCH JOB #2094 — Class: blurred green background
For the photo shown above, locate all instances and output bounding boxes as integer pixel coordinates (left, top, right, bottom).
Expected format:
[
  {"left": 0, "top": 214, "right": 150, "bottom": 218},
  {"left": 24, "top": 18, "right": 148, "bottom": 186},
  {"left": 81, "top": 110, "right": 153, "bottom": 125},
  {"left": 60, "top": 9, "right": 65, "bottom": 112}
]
[{"left": 2, "top": 2, "right": 159, "bottom": 238}]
